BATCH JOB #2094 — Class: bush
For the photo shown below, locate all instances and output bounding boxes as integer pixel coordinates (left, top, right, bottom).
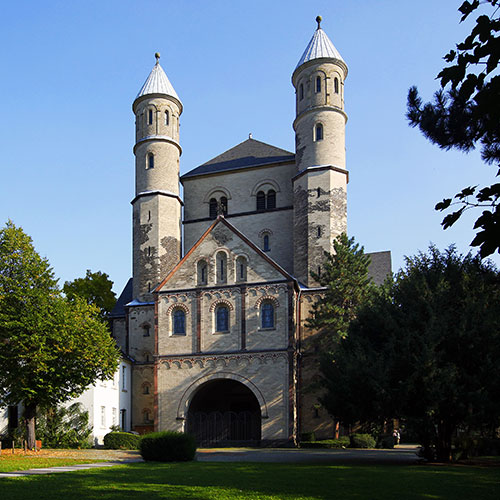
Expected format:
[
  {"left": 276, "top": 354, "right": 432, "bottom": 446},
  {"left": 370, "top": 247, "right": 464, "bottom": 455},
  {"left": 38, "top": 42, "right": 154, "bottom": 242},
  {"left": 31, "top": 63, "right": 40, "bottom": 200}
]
[
  {"left": 139, "top": 431, "right": 196, "bottom": 461},
  {"left": 349, "top": 433, "right": 376, "bottom": 448},
  {"left": 376, "top": 434, "right": 395, "bottom": 449},
  {"left": 301, "top": 432, "right": 316, "bottom": 442},
  {"left": 103, "top": 432, "right": 141, "bottom": 450},
  {"left": 301, "top": 437, "right": 350, "bottom": 449},
  {"left": 453, "top": 435, "right": 500, "bottom": 459}
]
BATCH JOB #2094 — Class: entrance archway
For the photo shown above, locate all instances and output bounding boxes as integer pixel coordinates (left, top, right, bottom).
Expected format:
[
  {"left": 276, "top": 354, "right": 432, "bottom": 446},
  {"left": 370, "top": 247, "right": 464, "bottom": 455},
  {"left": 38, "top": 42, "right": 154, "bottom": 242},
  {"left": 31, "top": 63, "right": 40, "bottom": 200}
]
[{"left": 187, "top": 379, "right": 261, "bottom": 446}]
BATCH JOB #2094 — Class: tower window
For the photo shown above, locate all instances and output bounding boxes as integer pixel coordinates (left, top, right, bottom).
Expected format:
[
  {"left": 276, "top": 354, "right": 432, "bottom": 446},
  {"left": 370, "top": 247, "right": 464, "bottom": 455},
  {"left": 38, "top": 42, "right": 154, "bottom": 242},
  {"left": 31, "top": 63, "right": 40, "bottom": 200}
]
[
  {"left": 220, "top": 197, "right": 228, "bottom": 216},
  {"left": 165, "top": 110, "right": 169, "bottom": 125},
  {"left": 173, "top": 309, "right": 186, "bottom": 335},
  {"left": 236, "top": 256, "right": 247, "bottom": 282},
  {"left": 217, "top": 251, "right": 227, "bottom": 284},
  {"left": 315, "top": 123, "right": 323, "bottom": 141},
  {"left": 197, "top": 260, "right": 208, "bottom": 285},
  {"left": 316, "top": 76, "right": 321, "bottom": 93},
  {"left": 143, "top": 325, "right": 150, "bottom": 337},
  {"left": 215, "top": 305, "right": 229, "bottom": 332},
  {"left": 148, "top": 109, "right": 153, "bottom": 125},
  {"left": 209, "top": 198, "right": 217, "bottom": 218},
  {"left": 334, "top": 77, "right": 339, "bottom": 94},
  {"left": 267, "top": 190, "right": 276, "bottom": 209},
  {"left": 256, "top": 191, "right": 266, "bottom": 211},
  {"left": 317, "top": 227, "right": 321, "bottom": 238},
  {"left": 147, "top": 153, "right": 154, "bottom": 169},
  {"left": 299, "top": 83, "right": 304, "bottom": 101},
  {"left": 143, "top": 384, "right": 150, "bottom": 395},
  {"left": 263, "top": 234, "right": 270, "bottom": 252},
  {"left": 261, "top": 301, "right": 275, "bottom": 329}
]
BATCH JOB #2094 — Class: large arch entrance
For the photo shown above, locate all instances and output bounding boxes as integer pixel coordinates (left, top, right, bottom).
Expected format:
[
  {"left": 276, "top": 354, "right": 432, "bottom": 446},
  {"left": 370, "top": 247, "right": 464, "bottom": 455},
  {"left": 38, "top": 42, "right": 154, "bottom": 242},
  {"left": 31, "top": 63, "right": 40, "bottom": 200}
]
[{"left": 187, "top": 379, "right": 261, "bottom": 446}]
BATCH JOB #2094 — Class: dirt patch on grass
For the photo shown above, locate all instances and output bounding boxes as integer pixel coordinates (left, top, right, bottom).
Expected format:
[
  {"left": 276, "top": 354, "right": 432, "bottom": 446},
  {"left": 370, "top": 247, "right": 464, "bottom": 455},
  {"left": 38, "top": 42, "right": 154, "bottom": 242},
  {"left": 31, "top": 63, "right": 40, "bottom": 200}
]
[{"left": 0, "top": 448, "right": 141, "bottom": 461}]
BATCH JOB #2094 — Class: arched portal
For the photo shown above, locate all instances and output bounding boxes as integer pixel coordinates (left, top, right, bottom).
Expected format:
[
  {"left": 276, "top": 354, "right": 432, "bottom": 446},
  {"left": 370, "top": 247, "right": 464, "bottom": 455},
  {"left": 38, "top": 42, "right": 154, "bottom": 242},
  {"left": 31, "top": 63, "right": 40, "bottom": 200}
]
[{"left": 187, "top": 379, "right": 261, "bottom": 446}]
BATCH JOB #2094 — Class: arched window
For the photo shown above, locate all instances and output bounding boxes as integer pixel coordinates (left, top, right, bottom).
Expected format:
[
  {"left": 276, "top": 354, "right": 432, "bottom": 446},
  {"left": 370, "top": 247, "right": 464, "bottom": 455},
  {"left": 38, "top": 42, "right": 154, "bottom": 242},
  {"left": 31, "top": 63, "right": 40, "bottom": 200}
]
[
  {"left": 148, "top": 109, "right": 153, "bottom": 125},
  {"left": 165, "top": 110, "right": 169, "bottom": 125},
  {"left": 142, "top": 384, "right": 150, "bottom": 395},
  {"left": 142, "top": 325, "right": 150, "bottom": 337},
  {"left": 256, "top": 191, "right": 266, "bottom": 211},
  {"left": 147, "top": 153, "right": 154, "bottom": 169},
  {"left": 267, "top": 190, "right": 276, "bottom": 209},
  {"left": 334, "top": 77, "right": 339, "bottom": 94},
  {"left": 216, "top": 305, "right": 229, "bottom": 332},
  {"left": 263, "top": 234, "right": 270, "bottom": 252},
  {"left": 217, "top": 251, "right": 227, "bottom": 284},
  {"left": 209, "top": 198, "right": 217, "bottom": 219},
  {"left": 220, "top": 196, "right": 228, "bottom": 215},
  {"left": 173, "top": 309, "right": 186, "bottom": 335},
  {"left": 315, "top": 123, "right": 323, "bottom": 141},
  {"left": 316, "top": 76, "right": 321, "bottom": 93},
  {"left": 236, "top": 256, "right": 247, "bottom": 282},
  {"left": 299, "top": 83, "right": 304, "bottom": 100},
  {"left": 143, "top": 409, "right": 152, "bottom": 424},
  {"left": 261, "top": 302, "right": 275, "bottom": 329},
  {"left": 197, "top": 260, "right": 208, "bottom": 285}
]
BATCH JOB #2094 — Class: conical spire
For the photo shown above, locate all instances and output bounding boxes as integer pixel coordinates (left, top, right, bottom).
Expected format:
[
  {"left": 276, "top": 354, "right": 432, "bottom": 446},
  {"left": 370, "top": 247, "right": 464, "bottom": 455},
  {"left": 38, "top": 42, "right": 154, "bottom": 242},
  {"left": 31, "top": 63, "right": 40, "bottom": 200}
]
[
  {"left": 295, "top": 16, "right": 345, "bottom": 69},
  {"left": 135, "top": 52, "right": 181, "bottom": 102}
]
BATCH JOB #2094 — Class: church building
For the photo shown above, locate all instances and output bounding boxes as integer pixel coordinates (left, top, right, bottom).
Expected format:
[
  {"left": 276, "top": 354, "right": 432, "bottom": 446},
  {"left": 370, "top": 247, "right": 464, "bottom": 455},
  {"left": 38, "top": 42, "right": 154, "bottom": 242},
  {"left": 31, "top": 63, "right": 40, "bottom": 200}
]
[{"left": 111, "top": 17, "right": 391, "bottom": 445}]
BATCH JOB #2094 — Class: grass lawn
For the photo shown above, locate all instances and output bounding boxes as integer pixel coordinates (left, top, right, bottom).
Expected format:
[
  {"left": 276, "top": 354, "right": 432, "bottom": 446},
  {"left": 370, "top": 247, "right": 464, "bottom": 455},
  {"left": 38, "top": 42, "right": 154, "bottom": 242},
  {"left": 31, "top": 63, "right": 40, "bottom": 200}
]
[
  {"left": 0, "top": 453, "right": 105, "bottom": 473},
  {"left": 0, "top": 461, "right": 499, "bottom": 499}
]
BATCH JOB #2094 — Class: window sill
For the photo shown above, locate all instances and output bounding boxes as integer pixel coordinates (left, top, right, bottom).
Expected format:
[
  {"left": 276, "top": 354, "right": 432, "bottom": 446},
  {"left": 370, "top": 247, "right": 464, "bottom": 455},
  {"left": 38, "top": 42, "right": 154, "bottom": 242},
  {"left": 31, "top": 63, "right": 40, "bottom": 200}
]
[
  {"left": 213, "top": 330, "right": 230, "bottom": 335},
  {"left": 258, "top": 327, "right": 276, "bottom": 332},
  {"left": 170, "top": 333, "right": 186, "bottom": 337}
]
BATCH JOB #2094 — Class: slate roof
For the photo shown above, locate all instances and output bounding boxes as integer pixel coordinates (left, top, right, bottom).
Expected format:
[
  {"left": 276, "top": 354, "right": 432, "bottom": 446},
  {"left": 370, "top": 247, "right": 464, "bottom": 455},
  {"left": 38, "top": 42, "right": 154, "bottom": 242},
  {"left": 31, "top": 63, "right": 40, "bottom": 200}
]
[
  {"left": 181, "top": 138, "right": 295, "bottom": 180},
  {"left": 110, "top": 278, "right": 133, "bottom": 318},
  {"left": 135, "top": 59, "right": 181, "bottom": 103},
  {"left": 296, "top": 25, "right": 346, "bottom": 69}
]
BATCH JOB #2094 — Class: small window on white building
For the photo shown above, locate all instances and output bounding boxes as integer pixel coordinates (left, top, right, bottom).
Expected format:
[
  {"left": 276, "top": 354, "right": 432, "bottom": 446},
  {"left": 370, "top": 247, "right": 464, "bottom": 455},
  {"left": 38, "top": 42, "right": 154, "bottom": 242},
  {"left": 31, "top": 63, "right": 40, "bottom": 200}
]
[
  {"left": 122, "top": 365, "right": 126, "bottom": 391},
  {"left": 101, "top": 406, "right": 106, "bottom": 428},
  {"left": 112, "top": 407, "right": 117, "bottom": 426}
]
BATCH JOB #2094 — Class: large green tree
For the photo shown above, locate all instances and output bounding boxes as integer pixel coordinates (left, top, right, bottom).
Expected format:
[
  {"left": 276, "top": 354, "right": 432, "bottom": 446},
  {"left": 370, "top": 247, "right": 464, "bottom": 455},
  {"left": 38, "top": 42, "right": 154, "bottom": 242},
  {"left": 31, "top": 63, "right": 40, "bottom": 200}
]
[
  {"left": 63, "top": 270, "right": 116, "bottom": 323},
  {"left": 407, "top": 1, "right": 500, "bottom": 257},
  {"left": 321, "top": 246, "right": 500, "bottom": 461},
  {"left": 0, "top": 221, "right": 120, "bottom": 448},
  {"left": 306, "top": 233, "right": 376, "bottom": 349}
]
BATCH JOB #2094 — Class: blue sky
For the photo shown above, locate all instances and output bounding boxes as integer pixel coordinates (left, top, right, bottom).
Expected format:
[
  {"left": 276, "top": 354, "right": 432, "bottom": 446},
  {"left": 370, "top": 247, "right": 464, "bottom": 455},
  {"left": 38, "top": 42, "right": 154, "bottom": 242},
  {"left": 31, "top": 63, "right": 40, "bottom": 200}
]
[{"left": 0, "top": 0, "right": 497, "bottom": 295}]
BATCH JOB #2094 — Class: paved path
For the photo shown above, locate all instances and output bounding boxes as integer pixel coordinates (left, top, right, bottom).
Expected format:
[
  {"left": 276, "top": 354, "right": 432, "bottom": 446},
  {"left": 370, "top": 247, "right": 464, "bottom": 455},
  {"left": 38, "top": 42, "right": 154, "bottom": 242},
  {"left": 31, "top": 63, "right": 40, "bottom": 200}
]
[{"left": 0, "top": 446, "right": 420, "bottom": 477}]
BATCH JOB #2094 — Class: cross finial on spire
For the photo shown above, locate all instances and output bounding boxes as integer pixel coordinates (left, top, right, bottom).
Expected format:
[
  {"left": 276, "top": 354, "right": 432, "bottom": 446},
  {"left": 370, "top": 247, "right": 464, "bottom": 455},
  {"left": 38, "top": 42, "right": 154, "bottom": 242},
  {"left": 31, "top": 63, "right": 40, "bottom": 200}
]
[
  {"left": 316, "top": 15, "right": 322, "bottom": 29},
  {"left": 155, "top": 52, "right": 161, "bottom": 64}
]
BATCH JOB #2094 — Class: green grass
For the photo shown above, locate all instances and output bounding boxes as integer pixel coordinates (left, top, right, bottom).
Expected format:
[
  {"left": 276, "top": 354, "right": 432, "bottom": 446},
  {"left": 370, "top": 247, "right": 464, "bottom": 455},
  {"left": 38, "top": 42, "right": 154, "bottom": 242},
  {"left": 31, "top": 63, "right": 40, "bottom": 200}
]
[
  {"left": 1, "top": 461, "right": 499, "bottom": 499},
  {"left": 0, "top": 456, "right": 105, "bottom": 473}
]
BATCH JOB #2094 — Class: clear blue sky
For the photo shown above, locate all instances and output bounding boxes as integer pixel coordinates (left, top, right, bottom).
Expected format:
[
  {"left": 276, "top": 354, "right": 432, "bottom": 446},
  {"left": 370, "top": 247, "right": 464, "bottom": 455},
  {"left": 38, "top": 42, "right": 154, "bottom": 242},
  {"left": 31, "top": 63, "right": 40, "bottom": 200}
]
[{"left": 0, "top": 0, "right": 497, "bottom": 295}]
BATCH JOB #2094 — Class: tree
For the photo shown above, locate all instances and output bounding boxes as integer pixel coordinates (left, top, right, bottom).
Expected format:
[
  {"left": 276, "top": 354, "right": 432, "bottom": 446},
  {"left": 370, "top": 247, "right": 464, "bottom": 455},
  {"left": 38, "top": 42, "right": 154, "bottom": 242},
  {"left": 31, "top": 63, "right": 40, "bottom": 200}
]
[
  {"left": 407, "top": 1, "right": 500, "bottom": 257},
  {"left": 320, "top": 246, "right": 500, "bottom": 461},
  {"left": 306, "top": 233, "right": 376, "bottom": 349},
  {"left": 63, "top": 270, "right": 116, "bottom": 323},
  {"left": 0, "top": 221, "right": 120, "bottom": 448}
]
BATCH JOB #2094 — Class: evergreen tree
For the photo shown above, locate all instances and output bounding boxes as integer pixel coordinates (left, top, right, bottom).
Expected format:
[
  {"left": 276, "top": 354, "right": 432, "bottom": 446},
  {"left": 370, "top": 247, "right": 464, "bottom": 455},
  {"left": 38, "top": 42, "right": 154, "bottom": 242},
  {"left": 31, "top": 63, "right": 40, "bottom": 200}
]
[
  {"left": 0, "top": 221, "right": 120, "bottom": 449},
  {"left": 407, "top": 1, "right": 500, "bottom": 257}
]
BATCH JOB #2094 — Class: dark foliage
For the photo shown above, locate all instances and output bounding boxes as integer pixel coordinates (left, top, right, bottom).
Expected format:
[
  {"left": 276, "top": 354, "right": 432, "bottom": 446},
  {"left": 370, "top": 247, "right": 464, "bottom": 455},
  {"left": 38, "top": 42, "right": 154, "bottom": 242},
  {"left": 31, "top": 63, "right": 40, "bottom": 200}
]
[
  {"left": 349, "top": 433, "right": 376, "bottom": 449},
  {"left": 139, "top": 431, "right": 196, "bottom": 462},
  {"left": 301, "top": 437, "right": 350, "bottom": 449},
  {"left": 103, "top": 431, "right": 141, "bottom": 450},
  {"left": 407, "top": 1, "right": 500, "bottom": 257}
]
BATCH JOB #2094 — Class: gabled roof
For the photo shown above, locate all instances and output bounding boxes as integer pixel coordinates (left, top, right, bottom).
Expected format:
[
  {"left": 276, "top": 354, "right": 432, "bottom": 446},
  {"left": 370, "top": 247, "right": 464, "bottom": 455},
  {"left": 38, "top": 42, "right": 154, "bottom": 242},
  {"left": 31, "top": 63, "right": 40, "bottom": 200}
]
[
  {"left": 110, "top": 278, "right": 133, "bottom": 318},
  {"left": 181, "top": 138, "right": 294, "bottom": 180},
  {"left": 135, "top": 56, "right": 181, "bottom": 103},
  {"left": 295, "top": 19, "right": 346, "bottom": 70},
  {"left": 155, "top": 216, "right": 295, "bottom": 291}
]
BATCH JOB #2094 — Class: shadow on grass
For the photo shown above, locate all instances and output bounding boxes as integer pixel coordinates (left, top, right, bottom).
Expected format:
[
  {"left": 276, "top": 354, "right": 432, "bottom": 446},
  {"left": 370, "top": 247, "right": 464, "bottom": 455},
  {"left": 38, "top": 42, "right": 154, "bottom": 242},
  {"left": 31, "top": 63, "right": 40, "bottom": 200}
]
[{"left": 1, "top": 462, "right": 499, "bottom": 500}]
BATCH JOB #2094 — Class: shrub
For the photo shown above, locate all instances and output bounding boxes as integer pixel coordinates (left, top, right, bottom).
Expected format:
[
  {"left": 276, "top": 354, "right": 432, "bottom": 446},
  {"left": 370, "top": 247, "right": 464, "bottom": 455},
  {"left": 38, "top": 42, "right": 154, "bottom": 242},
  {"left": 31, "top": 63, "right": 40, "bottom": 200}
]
[
  {"left": 139, "top": 431, "right": 196, "bottom": 461},
  {"left": 349, "top": 433, "right": 376, "bottom": 448},
  {"left": 376, "top": 434, "right": 395, "bottom": 449},
  {"left": 103, "top": 432, "right": 141, "bottom": 450},
  {"left": 301, "top": 432, "right": 316, "bottom": 442},
  {"left": 301, "top": 437, "right": 350, "bottom": 449}
]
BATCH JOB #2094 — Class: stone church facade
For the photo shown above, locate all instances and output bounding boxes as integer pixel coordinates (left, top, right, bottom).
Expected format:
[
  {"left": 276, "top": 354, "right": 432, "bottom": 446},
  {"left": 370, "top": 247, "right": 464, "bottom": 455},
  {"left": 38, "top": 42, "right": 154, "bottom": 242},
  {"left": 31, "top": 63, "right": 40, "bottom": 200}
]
[{"left": 111, "top": 18, "right": 391, "bottom": 445}]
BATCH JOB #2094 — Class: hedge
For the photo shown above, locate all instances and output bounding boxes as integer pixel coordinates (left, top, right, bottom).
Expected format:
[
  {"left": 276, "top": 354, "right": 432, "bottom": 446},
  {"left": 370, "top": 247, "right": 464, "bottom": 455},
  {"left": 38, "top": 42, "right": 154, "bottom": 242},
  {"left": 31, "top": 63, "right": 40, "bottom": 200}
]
[
  {"left": 139, "top": 431, "right": 196, "bottom": 462},
  {"left": 349, "top": 433, "right": 376, "bottom": 449},
  {"left": 301, "top": 437, "right": 350, "bottom": 449},
  {"left": 103, "top": 432, "right": 141, "bottom": 450}
]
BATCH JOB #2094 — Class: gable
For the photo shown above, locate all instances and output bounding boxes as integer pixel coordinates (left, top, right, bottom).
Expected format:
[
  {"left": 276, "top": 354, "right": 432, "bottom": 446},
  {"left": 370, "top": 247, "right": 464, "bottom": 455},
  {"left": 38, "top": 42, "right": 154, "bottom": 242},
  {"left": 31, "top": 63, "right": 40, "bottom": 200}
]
[{"left": 157, "top": 218, "right": 293, "bottom": 291}]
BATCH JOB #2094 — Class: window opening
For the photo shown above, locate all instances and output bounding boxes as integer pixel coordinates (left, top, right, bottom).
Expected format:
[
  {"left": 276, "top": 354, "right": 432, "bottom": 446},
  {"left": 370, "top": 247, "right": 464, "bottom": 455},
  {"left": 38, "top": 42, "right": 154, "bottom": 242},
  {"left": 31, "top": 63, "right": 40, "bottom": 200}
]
[
  {"left": 236, "top": 256, "right": 247, "bottom": 281},
  {"left": 165, "top": 110, "right": 169, "bottom": 125},
  {"left": 316, "top": 76, "right": 321, "bottom": 93},
  {"left": 220, "top": 196, "right": 228, "bottom": 215},
  {"left": 148, "top": 109, "right": 153, "bottom": 125},
  {"left": 315, "top": 123, "right": 323, "bottom": 141},
  {"left": 317, "top": 187, "right": 321, "bottom": 198},
  {"left": 263, "top": 234, "right": 270, "bottom": 252},
  {"left": 173, "top": 309, "right": 186, "bottom": 335},
  {"left": 198, "top": 260, "right": 207, "bottom": 285},
  {"left": 209, "top": 198, "right": 217, "bottom": 218},
  {"left": 216, "top": 305, "right": 229, "bottom": 332},
  {"left": 143, "top": 325, "right": 150, "bottom": 337},
  {"left": 261, "top": 302, "right": 274, "bottom": 329},
  {"left": 267, "top": 190, "right": 276, "bottom": 209},
  {"left": 148, "top": 153, "right": 154, "bottom": 169},
  {"left": 256, "top": 191, "right": 266, "bottom": 211},
  {"left": 299, "top": 83, "right": 304, "bottom": 100},
  {"left": 143, "top": 384, "right": 150, "bottom": 395},
  {"left": 122, "top": 366, "right": 126, "bottom": 390},
  {"left": 317, "top": 227, "right": 321, "bottom": 238},
  {"left": 334, "top": 77, "right": 339, "bottom": 94}
]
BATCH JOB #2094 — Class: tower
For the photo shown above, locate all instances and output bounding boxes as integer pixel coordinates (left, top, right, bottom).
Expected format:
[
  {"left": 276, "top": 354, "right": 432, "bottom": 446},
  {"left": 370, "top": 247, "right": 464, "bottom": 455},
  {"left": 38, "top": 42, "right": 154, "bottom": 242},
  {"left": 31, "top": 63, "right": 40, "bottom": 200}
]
[
  {"left": 292, "top": 17, "right": 349, "bottom": 286},
  {"left": 132, "top": 53, "right": 183, "bottom": 299}
]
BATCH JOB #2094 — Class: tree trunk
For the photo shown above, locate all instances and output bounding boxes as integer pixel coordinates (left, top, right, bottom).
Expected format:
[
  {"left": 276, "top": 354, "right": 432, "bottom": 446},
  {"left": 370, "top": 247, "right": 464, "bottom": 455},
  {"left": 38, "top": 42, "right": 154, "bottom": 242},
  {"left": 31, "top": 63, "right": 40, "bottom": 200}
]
[
  {"left": 24, "top": 401, "right": 37, "bottom": 450},
  {"left": 436, "top": 420, "right": 454, "bottom": 462}
]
